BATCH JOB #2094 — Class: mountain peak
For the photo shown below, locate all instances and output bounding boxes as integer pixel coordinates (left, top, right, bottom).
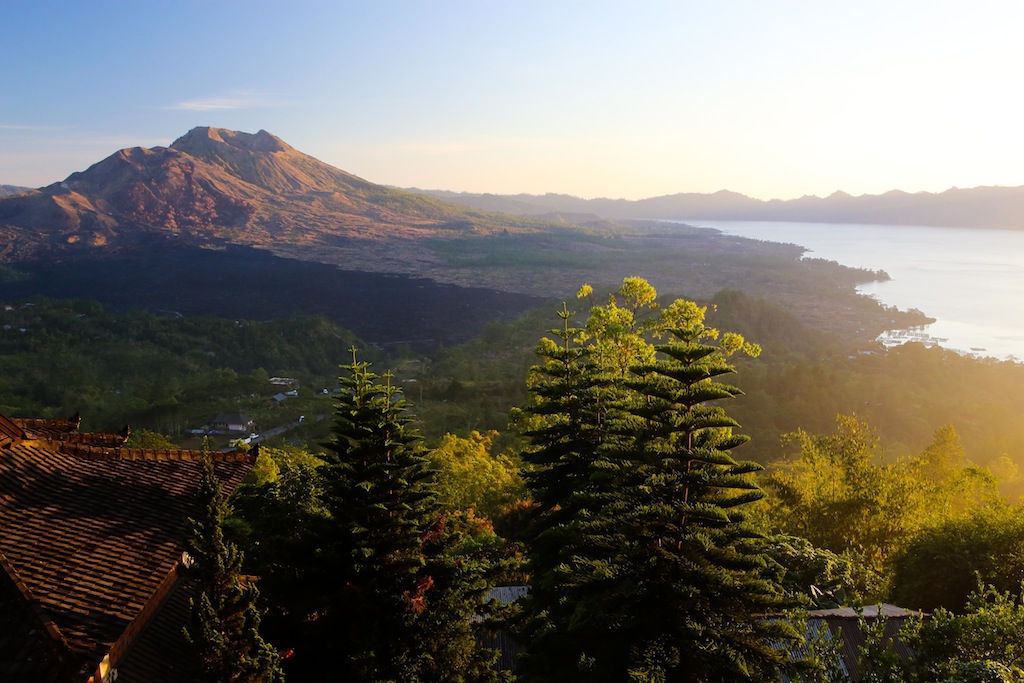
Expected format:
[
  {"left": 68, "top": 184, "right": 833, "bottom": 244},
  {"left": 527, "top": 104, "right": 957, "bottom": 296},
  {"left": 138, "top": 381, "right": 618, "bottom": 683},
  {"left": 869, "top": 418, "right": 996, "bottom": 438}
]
[
  {"left": 171, "top": 126, "right": 292, "bottom": 155},
  {"left": 0, "top": 127, "right": 513, "bottom": 264}
]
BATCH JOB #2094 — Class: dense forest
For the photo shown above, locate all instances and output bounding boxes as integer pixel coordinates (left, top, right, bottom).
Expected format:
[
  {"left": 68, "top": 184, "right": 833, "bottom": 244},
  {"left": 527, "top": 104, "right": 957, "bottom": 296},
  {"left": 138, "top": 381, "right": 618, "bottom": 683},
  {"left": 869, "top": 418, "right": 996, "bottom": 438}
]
[{"left": 6, "top": 279, "right": 1024, "bottom": 680}]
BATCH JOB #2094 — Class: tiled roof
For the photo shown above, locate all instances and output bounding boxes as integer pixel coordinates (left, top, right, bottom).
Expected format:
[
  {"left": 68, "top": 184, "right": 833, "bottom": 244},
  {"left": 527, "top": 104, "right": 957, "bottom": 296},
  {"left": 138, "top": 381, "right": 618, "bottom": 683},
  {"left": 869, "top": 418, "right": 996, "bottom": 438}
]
[
  {"left": 113, "top": 577, "right": 201, "bottom": 682},
  {"left": 0, "top": 414, "right": 255, "bottom": 681},
  {"left": 0, "top": 552, "right": 74, "bottom": 681}
]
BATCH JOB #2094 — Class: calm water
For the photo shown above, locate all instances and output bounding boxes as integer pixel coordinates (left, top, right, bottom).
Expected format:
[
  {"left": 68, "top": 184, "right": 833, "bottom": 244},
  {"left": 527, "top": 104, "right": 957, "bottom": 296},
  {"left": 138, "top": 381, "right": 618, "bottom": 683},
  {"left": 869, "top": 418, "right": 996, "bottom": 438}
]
[{"left": 678, "top": 220, "right": 1024, "bottom": 361}]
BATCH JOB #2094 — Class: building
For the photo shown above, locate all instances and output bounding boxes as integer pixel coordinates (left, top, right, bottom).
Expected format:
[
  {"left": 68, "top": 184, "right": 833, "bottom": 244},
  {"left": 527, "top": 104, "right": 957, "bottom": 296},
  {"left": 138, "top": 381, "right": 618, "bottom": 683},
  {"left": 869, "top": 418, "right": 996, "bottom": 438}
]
[
  {"left": 210, "top": 413, "right": 257, "bottom": 434},
  {"left": 0, "top": 412, "right": 256, "bottom": 682},
  {"left": 798, "top": 604, "right": 921, "bottom": 681},
  {"left": 477, "top": 588, "right": 921, "bottom": 681}
]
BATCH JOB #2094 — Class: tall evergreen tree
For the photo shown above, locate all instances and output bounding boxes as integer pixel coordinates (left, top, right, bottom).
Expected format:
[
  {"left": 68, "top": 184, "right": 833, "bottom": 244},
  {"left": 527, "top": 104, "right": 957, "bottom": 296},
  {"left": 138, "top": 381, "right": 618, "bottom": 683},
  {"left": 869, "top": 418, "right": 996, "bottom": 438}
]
[
  {"left": 610, "top": 300, "right": 802, "bottom": 682},
  {"left": 518, "top": 280, "right": 806, "bottom": 682},
  {"left": 516, "top": 288, "right": 649, "bottom": 679},
  {"left": 316, "top": 348, "right": 507, "bottom": 682},
  {"left": 184, "top": 454, "right": 284, "bottom": 683}
]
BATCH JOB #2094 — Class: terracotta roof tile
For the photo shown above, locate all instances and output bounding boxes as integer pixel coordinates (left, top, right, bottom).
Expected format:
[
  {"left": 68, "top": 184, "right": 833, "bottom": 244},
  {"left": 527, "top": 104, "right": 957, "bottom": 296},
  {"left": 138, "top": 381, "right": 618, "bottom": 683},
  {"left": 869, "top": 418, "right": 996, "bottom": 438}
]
[
  {"left": 0, "top": 416, "right": 255, "bottom": 680},
  {"left": 113, "top": 577, "right": 201, "bottom": 682}
]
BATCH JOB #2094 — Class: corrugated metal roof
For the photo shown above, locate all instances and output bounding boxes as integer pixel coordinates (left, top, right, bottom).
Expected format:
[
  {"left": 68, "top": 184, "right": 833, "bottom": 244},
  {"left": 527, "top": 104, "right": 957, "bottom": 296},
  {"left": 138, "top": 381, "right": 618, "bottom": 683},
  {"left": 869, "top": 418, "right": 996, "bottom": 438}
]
[{"left": 809, "top": 603, "right": 919, "bottom": 619}]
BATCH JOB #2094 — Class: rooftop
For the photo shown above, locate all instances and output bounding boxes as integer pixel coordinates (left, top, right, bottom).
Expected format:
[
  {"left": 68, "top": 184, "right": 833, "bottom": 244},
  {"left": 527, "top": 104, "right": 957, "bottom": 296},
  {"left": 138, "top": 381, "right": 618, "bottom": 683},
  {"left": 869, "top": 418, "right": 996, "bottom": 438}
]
[{"left": 0, "top": 413, "right": 255, "bottom": 681}]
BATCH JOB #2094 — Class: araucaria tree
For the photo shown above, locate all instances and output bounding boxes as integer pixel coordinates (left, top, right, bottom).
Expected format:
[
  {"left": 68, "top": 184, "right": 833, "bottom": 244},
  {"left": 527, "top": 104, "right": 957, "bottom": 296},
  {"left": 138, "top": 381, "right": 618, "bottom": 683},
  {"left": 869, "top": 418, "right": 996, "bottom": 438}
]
[
  {"left": 317, "top": 348, "right": 507, "bottom": 682},
  {"left": 184, "top": 454, "right": 284, "bottom": 682},
  {"left": 518, "top": 278, "right": 806, "bottom": 682}
]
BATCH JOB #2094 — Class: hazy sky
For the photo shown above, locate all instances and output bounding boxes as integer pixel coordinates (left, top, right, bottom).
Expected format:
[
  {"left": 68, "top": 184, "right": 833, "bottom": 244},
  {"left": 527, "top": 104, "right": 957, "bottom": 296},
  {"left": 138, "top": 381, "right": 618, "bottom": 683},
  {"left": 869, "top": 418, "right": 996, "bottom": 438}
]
[{"left": 3, "top": 1, "right": 1023, "bottom": 200}]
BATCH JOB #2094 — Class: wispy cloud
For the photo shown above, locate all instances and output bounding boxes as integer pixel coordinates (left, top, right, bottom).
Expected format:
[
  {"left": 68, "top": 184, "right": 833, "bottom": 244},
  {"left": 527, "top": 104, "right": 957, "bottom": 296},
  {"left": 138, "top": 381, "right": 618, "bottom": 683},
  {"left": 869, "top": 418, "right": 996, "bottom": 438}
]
[{"left": 166, "top": 90, "right": 278, "bottom": 112}]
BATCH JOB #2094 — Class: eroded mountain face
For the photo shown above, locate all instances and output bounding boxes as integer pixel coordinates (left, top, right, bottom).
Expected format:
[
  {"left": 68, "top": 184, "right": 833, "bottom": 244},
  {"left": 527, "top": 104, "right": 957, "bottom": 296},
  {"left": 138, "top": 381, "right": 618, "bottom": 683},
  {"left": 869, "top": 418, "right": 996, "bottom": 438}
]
[{"left": 0, "top": 126, "right": 528, "bottom": 264}]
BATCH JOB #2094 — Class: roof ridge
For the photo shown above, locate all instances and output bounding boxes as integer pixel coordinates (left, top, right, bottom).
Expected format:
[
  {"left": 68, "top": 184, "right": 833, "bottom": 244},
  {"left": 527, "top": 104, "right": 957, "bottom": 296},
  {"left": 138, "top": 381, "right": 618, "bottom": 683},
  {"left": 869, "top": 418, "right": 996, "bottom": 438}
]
[
  {"left": 0, "top": 413, "right": 26, "bottom": 443},
  {"left": 54, "top": 440, "right": 257, "bottom": 463},
  {"left": 53, "top": 429, "right": 130, "bottom": 448},
  {"left": 0, "top": 550, "right": 73, "bottom": 657},
  {"left": 12, "top": 413, "right": 81, "bottom": 434}
]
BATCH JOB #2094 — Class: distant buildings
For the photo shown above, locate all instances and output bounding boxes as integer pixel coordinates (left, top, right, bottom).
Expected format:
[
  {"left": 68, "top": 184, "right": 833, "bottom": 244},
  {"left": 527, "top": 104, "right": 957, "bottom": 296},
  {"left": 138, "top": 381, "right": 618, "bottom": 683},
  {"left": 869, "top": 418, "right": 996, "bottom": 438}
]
[{"left": 210, "top": 413, "right": 257, "bottom": 434}]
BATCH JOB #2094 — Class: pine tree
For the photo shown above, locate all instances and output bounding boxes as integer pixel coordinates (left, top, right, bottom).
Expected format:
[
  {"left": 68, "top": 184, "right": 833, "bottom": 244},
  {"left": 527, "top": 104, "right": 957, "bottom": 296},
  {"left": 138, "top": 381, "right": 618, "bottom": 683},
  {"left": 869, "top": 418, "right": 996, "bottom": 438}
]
[
  {"left": 318, "top": 348, "right": 508, "bottom": 682},
  {"left": 609, "top": 301, "right": 802, "bottom": 682},
  {"left": 517, "top": 281, "right": 665, "bottom": 681},
  {"left": 519, "top": 280, "right": 807, "bottom": 682},
  {"left": 184, "top": 455, "right": 284, "bottom": 683}
]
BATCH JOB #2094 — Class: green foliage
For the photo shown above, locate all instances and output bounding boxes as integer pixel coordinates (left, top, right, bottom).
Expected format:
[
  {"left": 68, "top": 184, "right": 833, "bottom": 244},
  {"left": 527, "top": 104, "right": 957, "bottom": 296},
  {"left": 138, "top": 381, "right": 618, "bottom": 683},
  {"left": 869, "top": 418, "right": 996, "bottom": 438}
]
[
  {"left": 518, "top": 278, "right": 807, "bottom": 682},
  {"left": 417, "top": 285, "right": 1024, "bottom": 494},
  {"left": 184, "top": 455, "right": 284, "bottom": 682},
  {"left": 855, "top": 609, "right": 918, "bottom": 683},
  {"left": 764, "top": 415, "right": 923, "bottom": 573},
  {"left": 763, "top": 418, "right": 1000, "bottom": 581},
  {"left": 731, "top": 341, "right": 1024, "bottom": 475},
  {"left": 238, "top": 350, "right": 508, "bottom": 681},
  {"left": 913, "top": 584, "right": 1024, "bottom": 682},
  {"left": 794, "top": 609, "right": 923, "bottom": 683},
  {"left": 427, "top": 430, "right": 525, "bottom": 520},
  {"left": 761, "top": 535, "right": 883, "bottom": 607},
  {"left": 317, "top": 350, "right": 439, "bottom": 680},
  {"left": 0, "top": 298, "right": 367, "bottom": 433},
  {"left": 415, "top": 510, "right": 518, "bottom": 683},
  {"left": 231, "top": 448, "right": 331, "bottom": 624},
  {"left": 889, "top": 506, "right": 1024, "bottom": 612},
  {"left": 936, "top": 661, "right": 1018, "bottom": 683},
  {"left": 124, "top": 427, "right": 176, "bottom": 449}
]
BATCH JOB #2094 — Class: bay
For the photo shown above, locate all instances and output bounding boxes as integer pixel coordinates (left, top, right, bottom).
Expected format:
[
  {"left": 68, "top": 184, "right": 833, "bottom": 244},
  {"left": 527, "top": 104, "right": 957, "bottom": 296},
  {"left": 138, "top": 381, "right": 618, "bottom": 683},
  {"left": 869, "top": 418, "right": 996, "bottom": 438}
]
[{"left": 676, "top": 220, "right": 1024, "bottom": 362}]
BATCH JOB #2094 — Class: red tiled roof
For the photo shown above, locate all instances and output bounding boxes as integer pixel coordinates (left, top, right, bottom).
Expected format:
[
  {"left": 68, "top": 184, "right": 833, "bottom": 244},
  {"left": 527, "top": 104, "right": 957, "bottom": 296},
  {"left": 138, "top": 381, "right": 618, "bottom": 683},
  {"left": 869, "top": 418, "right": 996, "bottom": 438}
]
[{"left": 0, "top": 416, "right": 255, "bottom": 681}]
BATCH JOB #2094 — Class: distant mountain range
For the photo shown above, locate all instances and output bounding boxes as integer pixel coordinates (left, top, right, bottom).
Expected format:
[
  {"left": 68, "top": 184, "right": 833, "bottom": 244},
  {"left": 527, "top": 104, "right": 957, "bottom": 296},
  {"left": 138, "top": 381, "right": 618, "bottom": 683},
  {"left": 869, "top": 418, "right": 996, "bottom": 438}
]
[
  {"left": 4, "top": 128, "right": 1021, "bottom": 269},
  {"left": 0, "top": 185, "right": 30, "bottom": 197},
  {"left": 413, "top": 185, "right": 1024, "bottom": 230},
  {"left": 0, "top": 128, "right": 940, "bottom": 345},
  {"left": 0, "top": 127, "right": 562, "bottom": 265}
]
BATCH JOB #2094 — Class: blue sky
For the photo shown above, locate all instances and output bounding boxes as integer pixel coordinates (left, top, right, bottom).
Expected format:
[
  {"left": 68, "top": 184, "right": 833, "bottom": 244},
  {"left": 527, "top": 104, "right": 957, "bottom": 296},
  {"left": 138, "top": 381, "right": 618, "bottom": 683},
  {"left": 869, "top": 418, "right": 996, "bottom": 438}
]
[{"left": 3, "top": 1, "right": 1024, "bottom": 200}]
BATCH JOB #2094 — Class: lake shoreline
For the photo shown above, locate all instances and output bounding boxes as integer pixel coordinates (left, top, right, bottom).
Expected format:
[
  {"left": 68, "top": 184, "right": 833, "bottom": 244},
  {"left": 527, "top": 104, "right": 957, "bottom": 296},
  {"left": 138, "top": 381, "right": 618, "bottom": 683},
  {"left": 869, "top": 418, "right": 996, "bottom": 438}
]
[{"left": 676, "top": 219, "right": 1024, "bottom": 362}]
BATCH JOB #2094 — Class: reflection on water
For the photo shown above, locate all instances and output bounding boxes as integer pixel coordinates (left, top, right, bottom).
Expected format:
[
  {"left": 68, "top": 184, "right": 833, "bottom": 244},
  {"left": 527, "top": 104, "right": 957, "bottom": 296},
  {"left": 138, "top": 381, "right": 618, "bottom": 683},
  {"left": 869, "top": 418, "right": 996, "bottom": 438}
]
[{"left": 677, "top": 220, "right": 1024, "bottom": 361}]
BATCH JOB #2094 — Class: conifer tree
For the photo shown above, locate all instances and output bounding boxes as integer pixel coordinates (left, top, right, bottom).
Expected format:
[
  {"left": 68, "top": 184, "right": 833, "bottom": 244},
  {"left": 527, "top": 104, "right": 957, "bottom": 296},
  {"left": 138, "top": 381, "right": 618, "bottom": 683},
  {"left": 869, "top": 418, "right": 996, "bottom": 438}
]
[
  {"left": 516, "top": 292, "right": 643, "bottom": 679},
  {"left": 518, "top": 280, "right": 806, "bottom": 682},
  {"left": 610, "top": 300, "right": 802, "bottom": 682},
  {"left": 185, "top": 455, "right": 284, "bottom": 683},
  {"left": 318, "top": 348, "right": 507, "bottom": 682}
]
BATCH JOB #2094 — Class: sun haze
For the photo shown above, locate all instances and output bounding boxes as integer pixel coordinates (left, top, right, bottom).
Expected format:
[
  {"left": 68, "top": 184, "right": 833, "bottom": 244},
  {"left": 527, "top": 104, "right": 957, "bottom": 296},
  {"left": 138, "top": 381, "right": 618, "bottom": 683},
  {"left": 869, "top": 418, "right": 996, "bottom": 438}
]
[{"left": 2, "top": 1, "right": 1023, "bottom": 200}]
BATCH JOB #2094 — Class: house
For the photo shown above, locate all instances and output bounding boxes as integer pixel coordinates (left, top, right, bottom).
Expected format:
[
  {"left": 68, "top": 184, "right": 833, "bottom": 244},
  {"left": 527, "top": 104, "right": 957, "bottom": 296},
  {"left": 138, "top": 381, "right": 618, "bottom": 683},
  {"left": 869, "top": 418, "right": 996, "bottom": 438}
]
[
  {"left": 477, "top": 586, "right": 528, "bottom": 673},
  {"left": 476, "top": 588, "right": 921, "bottom": 681},
  {"left": 0, "top": 412, "right": 256, "bottom": 682},
  {"left": 210, "top": 413, "right": 256, "bottom": 434},
  {"left": 795, "top": 604, "right": 922, "bottom": 681}
]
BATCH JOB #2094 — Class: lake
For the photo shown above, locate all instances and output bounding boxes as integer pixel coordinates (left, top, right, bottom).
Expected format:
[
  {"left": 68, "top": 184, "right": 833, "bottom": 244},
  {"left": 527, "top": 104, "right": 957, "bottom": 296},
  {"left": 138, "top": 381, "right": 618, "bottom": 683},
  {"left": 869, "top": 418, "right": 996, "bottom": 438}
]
[{"left": 676, "top": 220, "right": 1024, "bottom": 361}]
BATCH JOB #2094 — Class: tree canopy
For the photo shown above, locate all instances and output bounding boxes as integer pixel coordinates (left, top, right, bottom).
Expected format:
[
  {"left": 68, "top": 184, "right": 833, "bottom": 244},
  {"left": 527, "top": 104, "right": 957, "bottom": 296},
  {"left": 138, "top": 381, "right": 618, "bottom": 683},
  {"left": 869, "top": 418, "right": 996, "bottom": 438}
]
[{"left": 517, "top": 278, "right": 807, "bottom": 682}]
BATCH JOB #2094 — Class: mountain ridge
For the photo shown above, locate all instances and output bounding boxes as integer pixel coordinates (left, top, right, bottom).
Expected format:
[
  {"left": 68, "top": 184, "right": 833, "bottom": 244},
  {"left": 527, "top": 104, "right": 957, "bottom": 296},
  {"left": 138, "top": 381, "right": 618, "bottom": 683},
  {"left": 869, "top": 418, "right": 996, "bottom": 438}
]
[
  {"left": 0, "top": 128, "right": 936, "bottom": 348},
  {"left": 0, "top": 127, "right": 561, "bottom": 266},
  {"left": 412, "top": 183, "right": 1024, "bottom": 230}
]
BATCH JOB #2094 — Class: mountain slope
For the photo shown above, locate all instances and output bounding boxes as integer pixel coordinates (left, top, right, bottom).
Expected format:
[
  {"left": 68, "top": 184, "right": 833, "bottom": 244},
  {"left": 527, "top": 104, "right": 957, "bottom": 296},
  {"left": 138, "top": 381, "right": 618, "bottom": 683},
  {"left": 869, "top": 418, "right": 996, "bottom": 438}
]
[
  {"left": 0, "top": 127, "right": 550, "bottom": 264},
  {"left": 0, "top": 128, "right": 937, "bottom": 350}
]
